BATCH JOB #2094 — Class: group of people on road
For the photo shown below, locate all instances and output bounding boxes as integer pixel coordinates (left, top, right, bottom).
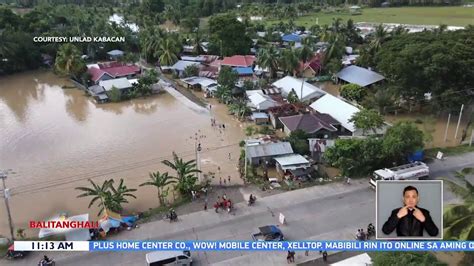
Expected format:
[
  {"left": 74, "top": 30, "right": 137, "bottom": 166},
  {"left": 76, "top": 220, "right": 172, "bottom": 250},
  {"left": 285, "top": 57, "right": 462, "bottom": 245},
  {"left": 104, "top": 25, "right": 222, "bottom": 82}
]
[
  {"left": 286, "top": 250, "right": 328, "bottom": 264},
  {"left": 214, "top": 193, "right": 232, "bottom": 213}
]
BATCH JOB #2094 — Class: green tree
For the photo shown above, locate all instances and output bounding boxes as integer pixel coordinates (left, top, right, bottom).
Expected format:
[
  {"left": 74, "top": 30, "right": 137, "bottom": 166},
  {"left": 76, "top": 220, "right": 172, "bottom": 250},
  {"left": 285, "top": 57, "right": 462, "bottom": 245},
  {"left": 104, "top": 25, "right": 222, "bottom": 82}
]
[
  {"left": 287, "top": 89, "right": 299, "bottom": 104},
  {"left": 140, "top": 25, "right": 164, "bottom": 62},
  {"left": 133, "top": 69, "right": 158, "bottom": 97},
  {"left": 162, "top": 152, "right": 201, "bottom": 196},
  {"left": 218, "top": 66, "right": 238, "bottom": 88},
  {"left": 443, "top": 168, "right": 474, "bottom": 241},
  {"left": 372, "top": 252, "right": 446, "bottom": 266},
  {"left": 324, "top": 137, "right": 384, "bottom": 177},
  {"left": 55, "top": 43, "right": 86, "bottom": 80},
  {"left": 192, "top": 32, "right": 205, "bottom": 55},
  {"left": 245, "top": 126, "right": 256, "bottom": 136},
  {"left": 349, "top": 109, "right": 384, "bottom": 135},
  {"left": 297, "top": 37, "right": 314, "bottom": 64},
  {"left": 287, "top": 129, "right": 310, "bottom": 155},
  {"left": 158, "top": 37, "right": 180, "bottom": 66},
  {"left": 370, "top": 24, "right": 389, "bottom": 52},
  {"left": 382, "top": 122, "right": 424, "bottom": 163},
  {"left": 75, "top": 179, "right": 114, "bottom": 216},
  {"left": 208, "top": 14, "right": 252, "bottom": 56},
  {"left": 339, "top": 83, "right": 366, "bottom": 103},
  {"left": 109, "top": 178, "right": 137, "bottom": 213},
  {"left": 183, "top": 64, "right": 199, "bottom": 78},
  {"left": 109, "top": 86, "right": 122, "bottom": 102},
  {"left": 140, "top": 171, "right": 177, "bottom": 206},
  {"left": 229, "top": 100, "right": 251, "bottom": 121},
  {"left": 256, "top": 45, "right": 279, "bottom": 79},
  {"left": 279, "top": 48, "right": 299, "bottom": 76}
]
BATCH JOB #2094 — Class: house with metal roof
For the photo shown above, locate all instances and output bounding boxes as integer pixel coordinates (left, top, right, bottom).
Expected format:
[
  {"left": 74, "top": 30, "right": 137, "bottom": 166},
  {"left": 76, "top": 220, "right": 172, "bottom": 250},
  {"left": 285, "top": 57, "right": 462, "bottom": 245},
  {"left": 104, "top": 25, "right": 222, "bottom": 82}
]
[
  {"left": 282, "top": 34, "right": 302, "bottom": 43},
  {"left": 245, "top": 141, "right": 294, "bottom": 166},
  {"left": 87, "top": 62, "right": 141, "bottom": 84},
  {"left": 170, "top": 60, "right": 201, "bottom": 77},
  {"left": 274, "top": 154, "right": 311, "bottom": 178},
  {"left": 272, "top": 76, "right": 325, "bottom": 102},
  {"left": 220, "top": 55, "right": 256, "bottom": 68},
  {"left": 279, "top": 113, "right": 340, "bottom": 138},
  {"left": 336, "top": 65, "right": 385, "bottom": 87},
  {"left": 246, "top": 90, "right": 280, "bottom": 111},
  {"left": 233, "top": 67, "right": 254, "bottom": 76},
  {"left": 309, "top": 94, "right": 389, "bottom": 136},
  {"left": 107, "top": 49, "right": 124, "bottom": 60},
  {"left": 99, "top": 78, "right": 133, "bottom": 92}
]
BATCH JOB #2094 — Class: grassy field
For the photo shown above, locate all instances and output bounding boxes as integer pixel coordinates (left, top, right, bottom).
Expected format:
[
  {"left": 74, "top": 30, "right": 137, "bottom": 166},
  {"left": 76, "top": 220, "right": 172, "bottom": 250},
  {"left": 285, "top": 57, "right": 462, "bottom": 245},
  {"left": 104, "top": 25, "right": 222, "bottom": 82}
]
[{"left": 265, "top": 6, "right": 473, "bottom": 27}]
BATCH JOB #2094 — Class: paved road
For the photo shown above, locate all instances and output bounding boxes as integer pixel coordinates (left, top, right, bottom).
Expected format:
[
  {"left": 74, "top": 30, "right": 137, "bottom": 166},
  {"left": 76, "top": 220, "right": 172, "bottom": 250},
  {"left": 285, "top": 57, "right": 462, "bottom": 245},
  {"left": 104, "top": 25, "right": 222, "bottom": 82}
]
[{"left": 4, "top": 153, "right": 473, "bottom": 266}]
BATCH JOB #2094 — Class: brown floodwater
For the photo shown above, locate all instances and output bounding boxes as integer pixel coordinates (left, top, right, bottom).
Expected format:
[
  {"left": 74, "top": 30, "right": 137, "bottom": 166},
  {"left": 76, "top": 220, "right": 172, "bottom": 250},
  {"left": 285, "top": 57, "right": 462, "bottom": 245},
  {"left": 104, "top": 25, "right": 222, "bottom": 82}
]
[{"left": 0, "top": 70, "right": 245, "bottom": 237}]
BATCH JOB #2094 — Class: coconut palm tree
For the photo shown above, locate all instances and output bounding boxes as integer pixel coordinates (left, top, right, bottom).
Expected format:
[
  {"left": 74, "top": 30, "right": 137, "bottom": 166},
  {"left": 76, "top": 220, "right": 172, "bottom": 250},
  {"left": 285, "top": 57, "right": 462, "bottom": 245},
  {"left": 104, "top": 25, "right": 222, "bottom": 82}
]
[
  {"left": 192, "top": 32, "right": 205, "bottom": 55},
  {"left": 162, "top": 152, "right": 201, "bottom": 195},
  {"left": 370, "top": 24, "right": 388, "bottom": 52},
  {"left": 298, "top": 37, "right": 314, "bottom": 64},
  {"left": 55, "top": 43, "right": 86, "bottom": 80},
  {"left": 158, "top": 38, "right": 180, "bottom": 66},
  {"left": 75, "top": 179, "right": 114, "bottom": 216},
  {"left": 256, "top": 45, "right": 279, "bottom": 79},
  {"left": 229, "top": 100, "right": 251, "bottom": 121},
  {"left": 140, "top": 171, "right": 177, "bottom": 205},
  {"left": 279, "top": 48, "right": 299, "bottom": 76},
  {"left": 139, "top": 25, "right": 164, "bottom": 62},
  {"left": 322, "top": 32, "right": 346, "bottom": 66},
  {"left": 443, "top": 168, "right": 474, "bottom": 240}
]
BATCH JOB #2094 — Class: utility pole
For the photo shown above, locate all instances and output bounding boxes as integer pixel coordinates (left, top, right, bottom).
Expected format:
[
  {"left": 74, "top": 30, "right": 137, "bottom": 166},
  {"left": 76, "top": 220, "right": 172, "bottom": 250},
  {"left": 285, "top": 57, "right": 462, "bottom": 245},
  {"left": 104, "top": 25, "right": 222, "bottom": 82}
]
[
  {"left": 443, "top": 113, "right": 451, "bottom": 142},
  {"left": 300, "top": 77, "right": 305, "bottom": 101},
  {"left": 470, "top": 129, "right": 474, "bottom": 147},
  {"left": 192, "top": 131, "right": 205, "bottom": 182},
  {"left": 454, "top": 104, "right": 464, "bottom": 140},
  {"left": 244, "top": 140, "right": 248, "bottom": 182},
  {"left": 0, "top": 171, "right": 14, "bottom": 241}
]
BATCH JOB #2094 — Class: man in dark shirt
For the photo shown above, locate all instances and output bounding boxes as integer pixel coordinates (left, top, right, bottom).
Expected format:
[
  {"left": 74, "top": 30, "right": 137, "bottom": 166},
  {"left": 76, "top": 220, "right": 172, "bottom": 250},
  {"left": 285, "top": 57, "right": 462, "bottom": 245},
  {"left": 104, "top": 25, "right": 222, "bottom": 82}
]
[{"left": 382, "top": 185, "right": 439, "bottom": 237}]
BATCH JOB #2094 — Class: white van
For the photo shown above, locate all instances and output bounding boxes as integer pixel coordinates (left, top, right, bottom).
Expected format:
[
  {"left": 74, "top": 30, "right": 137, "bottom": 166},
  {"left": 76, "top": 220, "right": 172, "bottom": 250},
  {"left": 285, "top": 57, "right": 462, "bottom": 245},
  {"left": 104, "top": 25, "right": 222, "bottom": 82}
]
[{"left": 146, "top": 250, "right": 192, "bottom": 266}]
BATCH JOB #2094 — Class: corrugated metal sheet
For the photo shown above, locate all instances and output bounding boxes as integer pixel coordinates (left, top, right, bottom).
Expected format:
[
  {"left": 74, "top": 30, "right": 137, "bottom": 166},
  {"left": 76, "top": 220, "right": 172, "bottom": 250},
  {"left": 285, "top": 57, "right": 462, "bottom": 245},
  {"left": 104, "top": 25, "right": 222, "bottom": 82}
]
[
  {"left": 336, "top": 65, "right": 385, "bottom": 87},
  {"left": 246, "top": 142, "right": 293, "bottom": 159}
]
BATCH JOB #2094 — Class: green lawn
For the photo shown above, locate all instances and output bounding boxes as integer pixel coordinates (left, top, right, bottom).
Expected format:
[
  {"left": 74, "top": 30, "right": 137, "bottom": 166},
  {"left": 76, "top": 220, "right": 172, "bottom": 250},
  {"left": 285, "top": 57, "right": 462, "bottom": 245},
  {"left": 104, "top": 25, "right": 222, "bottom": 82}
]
[{"left": 265, "top": 6, "right": 474, "bottom": 27}]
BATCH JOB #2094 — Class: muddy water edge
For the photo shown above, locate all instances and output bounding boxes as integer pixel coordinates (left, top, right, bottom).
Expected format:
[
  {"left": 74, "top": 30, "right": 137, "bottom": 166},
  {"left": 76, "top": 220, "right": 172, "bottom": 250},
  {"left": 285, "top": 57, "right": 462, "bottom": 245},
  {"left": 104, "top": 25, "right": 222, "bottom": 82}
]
[{"left": 0, "top": 70, "right": 245, "bottom": 237}]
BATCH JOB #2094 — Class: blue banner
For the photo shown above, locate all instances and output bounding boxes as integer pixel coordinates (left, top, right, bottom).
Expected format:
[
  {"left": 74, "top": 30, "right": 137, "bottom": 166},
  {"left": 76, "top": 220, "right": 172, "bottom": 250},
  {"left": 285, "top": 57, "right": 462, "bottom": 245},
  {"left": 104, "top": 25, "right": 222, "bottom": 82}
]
[{"left": 89, "top": 240, "right": 474, "bottom": 252}]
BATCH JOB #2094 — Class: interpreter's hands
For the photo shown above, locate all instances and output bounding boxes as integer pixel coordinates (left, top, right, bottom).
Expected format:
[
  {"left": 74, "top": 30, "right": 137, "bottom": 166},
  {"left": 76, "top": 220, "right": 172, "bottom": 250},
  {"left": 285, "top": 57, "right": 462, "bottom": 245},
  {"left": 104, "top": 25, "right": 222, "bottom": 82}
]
[
  {"left": 413, "top": 208, "right": 426, "bottom": 222},
  {"left": 397, "top": 206, "right": 409, "bottom": 219}
]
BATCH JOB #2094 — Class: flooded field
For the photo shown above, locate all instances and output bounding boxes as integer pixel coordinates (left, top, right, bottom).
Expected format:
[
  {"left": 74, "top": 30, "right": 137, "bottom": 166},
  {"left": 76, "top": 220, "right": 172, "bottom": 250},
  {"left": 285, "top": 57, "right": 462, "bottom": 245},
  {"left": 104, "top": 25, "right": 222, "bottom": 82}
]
[{"left": 0, "top": 71, "right": 245, "bottom": 237}]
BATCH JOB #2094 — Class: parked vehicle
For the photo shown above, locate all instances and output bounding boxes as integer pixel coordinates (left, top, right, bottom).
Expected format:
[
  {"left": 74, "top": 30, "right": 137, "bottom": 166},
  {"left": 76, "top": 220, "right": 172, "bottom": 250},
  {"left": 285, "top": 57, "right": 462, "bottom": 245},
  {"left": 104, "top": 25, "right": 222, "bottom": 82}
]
[
  {"left": 146, "top": 250, "right": 192, "bottom": 266},
  {"left": 369, "top": 161, "right": 429, "bottom": 189},
  {"left": 252, "top": 225, "right": 284, "bottom": 241},
  {"left": 5, "top": 245, "right": 27, "bottom": 260}
]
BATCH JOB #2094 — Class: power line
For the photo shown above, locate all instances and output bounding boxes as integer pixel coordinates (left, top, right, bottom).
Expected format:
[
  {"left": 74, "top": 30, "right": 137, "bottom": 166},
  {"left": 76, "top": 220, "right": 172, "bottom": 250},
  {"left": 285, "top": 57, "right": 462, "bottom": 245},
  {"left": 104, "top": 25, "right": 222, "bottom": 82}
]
[{"left": 10, "top": 142, "right": 241, "bottom": 196}]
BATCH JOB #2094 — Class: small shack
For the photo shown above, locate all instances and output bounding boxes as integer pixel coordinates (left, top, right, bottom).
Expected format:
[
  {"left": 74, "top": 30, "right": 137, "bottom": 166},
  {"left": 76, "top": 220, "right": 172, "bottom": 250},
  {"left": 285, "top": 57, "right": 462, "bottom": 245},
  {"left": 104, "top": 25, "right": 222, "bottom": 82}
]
[
  {"left": 245, "top": 141, "right": 294, "bottom": 166},
  {"left": 274, "top": 154, "right": 311, "bottom": 178},
  {"left": 251, "top": 112, "right": 270, "bottom": 125},
  {"left": 107, "top": 49, "right": 124, "bottom": 60}
]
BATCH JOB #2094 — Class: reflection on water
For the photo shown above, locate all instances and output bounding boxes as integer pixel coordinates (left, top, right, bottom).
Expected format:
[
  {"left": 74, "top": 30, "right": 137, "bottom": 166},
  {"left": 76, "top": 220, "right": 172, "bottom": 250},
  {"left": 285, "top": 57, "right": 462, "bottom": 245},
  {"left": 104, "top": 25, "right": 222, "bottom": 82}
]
[{"left": 0, "top": 70, "right": 245, "bottom": 237}]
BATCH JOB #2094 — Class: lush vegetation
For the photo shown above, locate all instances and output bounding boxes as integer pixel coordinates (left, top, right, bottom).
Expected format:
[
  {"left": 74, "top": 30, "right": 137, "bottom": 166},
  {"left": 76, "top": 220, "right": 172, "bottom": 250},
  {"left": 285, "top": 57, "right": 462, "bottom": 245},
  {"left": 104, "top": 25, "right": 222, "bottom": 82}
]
[
  {"left": 75, "top": 151, "right": 201, "bottom": 214},
  {"left": 443, "top": 168, "right": 474, "bottom": 241},
  {"left": 75, "top": 178, "right": 137, "bottom": 215},
  {"left": 358, "top": 27, "right": 474, "bottom": 111},
  {"left": 264, "top": 6, "right": 473, "bottom": 27},
  {"left": 324, "top": 121, "right": 424, "bottom": 176}
]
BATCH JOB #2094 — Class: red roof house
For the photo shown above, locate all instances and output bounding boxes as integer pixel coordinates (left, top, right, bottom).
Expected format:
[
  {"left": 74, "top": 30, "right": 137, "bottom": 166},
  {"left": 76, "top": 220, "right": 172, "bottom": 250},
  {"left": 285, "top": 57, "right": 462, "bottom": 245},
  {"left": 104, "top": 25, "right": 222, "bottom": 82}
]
[
  {"left": 220, "top": 55, "right": 256, "bottom": 68},
  {"left": 299, "top": 54, "right": 322, "bottom": 78},
  {"left": 88, "top": 62, "right": 141, "bottom": 84}
]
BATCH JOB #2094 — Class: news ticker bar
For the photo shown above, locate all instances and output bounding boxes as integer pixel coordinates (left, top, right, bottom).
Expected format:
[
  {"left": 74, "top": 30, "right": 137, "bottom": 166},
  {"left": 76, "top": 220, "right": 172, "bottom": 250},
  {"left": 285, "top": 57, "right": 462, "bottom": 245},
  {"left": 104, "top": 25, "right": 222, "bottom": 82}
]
[{"left": 14, "top": 240, "right": 474, "bottom": 252}]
